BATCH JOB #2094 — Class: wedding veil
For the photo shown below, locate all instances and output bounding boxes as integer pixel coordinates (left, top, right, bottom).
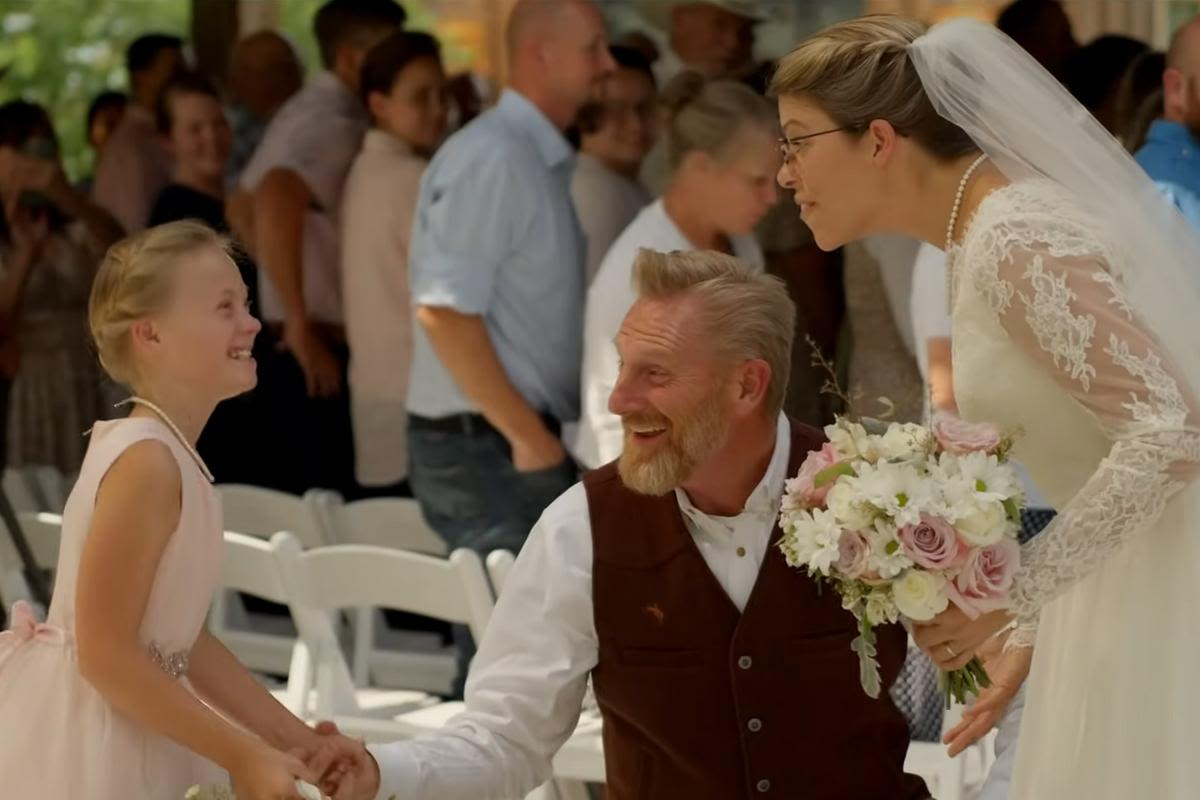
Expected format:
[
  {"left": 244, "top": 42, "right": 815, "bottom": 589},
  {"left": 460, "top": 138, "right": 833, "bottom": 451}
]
[{"left": 907, "top": 19, "right": 1200, "bottom": 397}]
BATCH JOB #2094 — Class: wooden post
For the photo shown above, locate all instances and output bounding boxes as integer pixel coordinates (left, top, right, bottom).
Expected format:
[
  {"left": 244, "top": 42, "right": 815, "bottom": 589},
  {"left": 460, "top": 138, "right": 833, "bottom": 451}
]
[{"left": 191, "top": 0, "right": 240, "bottom": 91}]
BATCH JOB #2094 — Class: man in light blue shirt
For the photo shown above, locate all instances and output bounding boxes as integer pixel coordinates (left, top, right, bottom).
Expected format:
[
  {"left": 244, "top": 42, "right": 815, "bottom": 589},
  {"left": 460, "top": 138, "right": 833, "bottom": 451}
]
[
  {"left": 406, "top": 0, "right": 615, "bottom": 582},
  {"left": 1136, "top": 15, "right": 1200, "bottom": 230}
]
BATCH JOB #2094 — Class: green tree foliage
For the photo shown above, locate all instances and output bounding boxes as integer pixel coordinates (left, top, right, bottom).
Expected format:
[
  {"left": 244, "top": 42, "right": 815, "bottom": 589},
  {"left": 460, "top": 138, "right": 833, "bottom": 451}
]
[
  {"left": 0, "top": 0, "right": 458, "bottom": 182},
  {"left": 0, "top": 0, "right": 189, "bottom": 181}
]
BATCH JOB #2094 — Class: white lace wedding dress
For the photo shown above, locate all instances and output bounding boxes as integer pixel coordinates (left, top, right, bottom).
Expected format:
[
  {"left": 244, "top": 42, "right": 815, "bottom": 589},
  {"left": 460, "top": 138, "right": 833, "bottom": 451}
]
[{"left": 950, "top": 178, "right": 1200, "bottom": 798}]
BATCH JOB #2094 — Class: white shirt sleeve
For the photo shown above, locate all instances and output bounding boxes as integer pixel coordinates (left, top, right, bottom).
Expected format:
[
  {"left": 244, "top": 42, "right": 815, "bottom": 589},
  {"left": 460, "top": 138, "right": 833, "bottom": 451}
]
[{"left": 369, "top": 484, "right": 597, "bottom": 799}]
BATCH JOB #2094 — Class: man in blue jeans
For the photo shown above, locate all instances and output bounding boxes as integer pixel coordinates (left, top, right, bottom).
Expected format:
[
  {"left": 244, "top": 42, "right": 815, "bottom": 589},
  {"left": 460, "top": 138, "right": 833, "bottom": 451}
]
[{"left": 404, "top": 0, "right": 616, "bottom": 695}]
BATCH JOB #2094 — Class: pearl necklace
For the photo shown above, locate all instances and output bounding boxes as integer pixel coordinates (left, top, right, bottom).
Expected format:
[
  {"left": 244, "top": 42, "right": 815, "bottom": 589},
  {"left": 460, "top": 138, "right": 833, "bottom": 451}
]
[
  {"left": 944, "top": 153, "right": 988, "bottom": 310},
  {"left": 117, "top": 397, "right": 215, "bottom": 483}
]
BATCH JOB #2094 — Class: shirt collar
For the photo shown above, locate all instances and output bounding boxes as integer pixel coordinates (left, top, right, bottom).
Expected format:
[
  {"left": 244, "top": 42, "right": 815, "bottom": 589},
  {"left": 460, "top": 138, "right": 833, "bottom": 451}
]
[
  {"left": 1146, "top": 119, "right": 1198, "bottom": 150},
  {"left": 675, "top": 413, "right": 791, "bottom": 525},
  {"left": 496, "top": 89, "right": 573, "bottom": 169},
  {"left": 312, "top": 70, "right": 364, "bottom": 114}
]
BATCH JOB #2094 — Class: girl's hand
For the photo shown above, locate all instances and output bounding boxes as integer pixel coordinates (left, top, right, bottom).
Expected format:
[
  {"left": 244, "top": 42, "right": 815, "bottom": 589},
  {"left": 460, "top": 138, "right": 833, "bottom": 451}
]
[{"left": 229, "top": 743, "right": 318, "bottom": 800}]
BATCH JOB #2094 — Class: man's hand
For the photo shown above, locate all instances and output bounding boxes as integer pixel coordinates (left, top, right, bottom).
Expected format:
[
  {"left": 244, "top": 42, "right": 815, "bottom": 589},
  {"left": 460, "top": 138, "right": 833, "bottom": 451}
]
[
  {"left": 284, "top": 321, "right": 342, "bottom": 397},
  {"left": 912, "top": 606, "right": 1011, "bottom": 671},
  {"left": 510, "top": 425, "right": 566, "bottom": 473},
  {"left": 303, "top": 721, "right": 381, "bottom": 800}
]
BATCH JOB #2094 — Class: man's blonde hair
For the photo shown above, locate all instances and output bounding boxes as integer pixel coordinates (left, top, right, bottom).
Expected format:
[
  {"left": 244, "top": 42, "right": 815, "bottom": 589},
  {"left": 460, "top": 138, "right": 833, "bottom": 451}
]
[
  {"left": 88, "top": 220, "right": 232, "bottom": 387},
  {"left": 632, "top": 248, "right": 794, "bottom": 416}
]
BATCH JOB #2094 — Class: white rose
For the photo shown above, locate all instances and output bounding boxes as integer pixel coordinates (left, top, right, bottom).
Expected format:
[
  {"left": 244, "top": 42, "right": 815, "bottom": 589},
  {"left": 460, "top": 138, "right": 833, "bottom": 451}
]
[
  {"left": 891, "top": 569, "right": 950, "bottom": 621},
  {"left": 826, "top": 481, "right": 878, "bottom": 531},
  {"left": 877, "top": 423, "right": 930, "bottom": 461},
  {"left": 954, "top": 499, "right": 1009, "bottom": 546}
]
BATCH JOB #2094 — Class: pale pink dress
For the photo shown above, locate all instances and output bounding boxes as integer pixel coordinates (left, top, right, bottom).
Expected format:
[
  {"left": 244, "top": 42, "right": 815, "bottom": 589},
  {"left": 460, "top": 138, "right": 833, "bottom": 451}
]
[{"left": 0, "top": 416, "right": 228, "bottom": 796}]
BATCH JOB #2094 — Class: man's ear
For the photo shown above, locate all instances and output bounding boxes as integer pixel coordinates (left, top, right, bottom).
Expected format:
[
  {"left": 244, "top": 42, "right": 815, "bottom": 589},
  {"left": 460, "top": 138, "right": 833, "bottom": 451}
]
[{"left": 734, "top": 358, "right": 772, "bottom": 413}]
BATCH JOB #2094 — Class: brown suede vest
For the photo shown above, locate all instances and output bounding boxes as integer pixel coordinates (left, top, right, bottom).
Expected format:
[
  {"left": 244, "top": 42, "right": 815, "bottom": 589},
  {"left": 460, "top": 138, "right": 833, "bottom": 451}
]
[{"left": 584, "top": 420, "right": 928, "bottom": 800}]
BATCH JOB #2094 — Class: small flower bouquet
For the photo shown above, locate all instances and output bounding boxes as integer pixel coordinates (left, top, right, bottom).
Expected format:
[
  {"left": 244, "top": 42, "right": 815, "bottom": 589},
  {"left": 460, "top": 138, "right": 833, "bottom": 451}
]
[{"left": 778, "top": 412, "right": 1023, "bottom": 706}]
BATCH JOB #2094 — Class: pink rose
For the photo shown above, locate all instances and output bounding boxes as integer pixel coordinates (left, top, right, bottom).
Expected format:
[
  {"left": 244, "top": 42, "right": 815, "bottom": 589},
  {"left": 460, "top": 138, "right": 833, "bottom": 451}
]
[
  {"left": 945, "top": 537, "right": 1021, "bottom": 619},
  {"left": 835, "top": 530, "right": 871, "bottom": 578},
  {"left": 898, "top": 514, "right": 968, "bottom": 571},
  {"left": 933, "top": 411, "right": 1002, "bottom": 455},
  {"left": 785, "top": 442, "right": 842, "bottom": 508}
]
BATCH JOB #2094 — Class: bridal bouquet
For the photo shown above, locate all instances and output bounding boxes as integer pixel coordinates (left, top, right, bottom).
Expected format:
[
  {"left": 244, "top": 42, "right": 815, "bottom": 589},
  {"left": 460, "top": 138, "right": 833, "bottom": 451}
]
[{"left": 778, "top": 413, "right": 1023, "bottom": 706}]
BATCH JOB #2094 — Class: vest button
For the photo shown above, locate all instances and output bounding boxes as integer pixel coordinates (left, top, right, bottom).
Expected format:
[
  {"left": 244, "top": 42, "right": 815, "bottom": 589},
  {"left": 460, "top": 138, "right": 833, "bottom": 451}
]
[
  {"left": 738, "top": 655, "right": 752, "bottom": 670},
  {"left": 756, "top": 778, "right": 771, "bottom": 793},
  {"left": 748, "top": 717, "right": 763, "bottom": 732}
]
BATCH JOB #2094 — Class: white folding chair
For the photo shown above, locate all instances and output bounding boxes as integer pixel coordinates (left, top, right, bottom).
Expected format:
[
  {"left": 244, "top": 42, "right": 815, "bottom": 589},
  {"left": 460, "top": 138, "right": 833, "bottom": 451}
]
[
  {"left": 485, "top": 549, "right": 515, "bottom": 596},
  {"left": 28, "top": 466, "right": 70, "bottom": 513},
  {"left": 213, "top": 485, "right": 333, "bottom": 674},
  {"left": 0, "top": 512, "right": 62, "bottom": 611},
  {"left": 316, "top": 495, "right": 446, "bottom": 554},
  {"left": 216, "top": 484, "right": 329, "bottom": 548},
  {"left": 3, "top": 469, "right": 42, "bottom": 514},
  {"left": 280, "top": 543, "right": 492, "bottom": 735},
  {"left": 218, "top": 532, "right": 311, "bottom": 715},
  {"left": 312, "top": 495, "right": 453, "bottom": 689}
]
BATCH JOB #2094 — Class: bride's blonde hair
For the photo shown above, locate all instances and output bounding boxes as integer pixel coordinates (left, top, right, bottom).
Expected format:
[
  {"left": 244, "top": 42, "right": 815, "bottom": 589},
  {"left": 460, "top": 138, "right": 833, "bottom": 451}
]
[
  {"left": 88, "top": 221, "right": 232, "bottom": 387},
  {"left": 770, "top": 14, "right": 977, "bottom": 161}
]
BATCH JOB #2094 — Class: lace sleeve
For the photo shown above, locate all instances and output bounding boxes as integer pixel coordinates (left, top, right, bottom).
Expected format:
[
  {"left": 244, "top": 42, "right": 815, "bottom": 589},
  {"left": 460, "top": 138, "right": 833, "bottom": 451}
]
[{"left": 979, "top": 230, "right": 1200, "bottom": 647}]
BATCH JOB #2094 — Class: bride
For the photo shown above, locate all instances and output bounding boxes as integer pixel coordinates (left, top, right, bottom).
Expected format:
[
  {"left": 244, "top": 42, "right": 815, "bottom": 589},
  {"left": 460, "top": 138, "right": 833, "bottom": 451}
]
[{"left": 770, "top": 15, "right": 1200, "bottom": 799}]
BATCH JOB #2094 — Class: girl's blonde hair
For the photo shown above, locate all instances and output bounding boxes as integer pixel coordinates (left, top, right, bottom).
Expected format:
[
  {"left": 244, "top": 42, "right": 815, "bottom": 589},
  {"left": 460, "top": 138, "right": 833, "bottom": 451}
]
[
  {"left": 660, "top": 71, "right": 777, "bottom": 172},
  {"left": 88, "top": 220, "right": 232, "bottom": 387},
  {"left": 769, "top": 14, "right": 977, "bottom": 161}
]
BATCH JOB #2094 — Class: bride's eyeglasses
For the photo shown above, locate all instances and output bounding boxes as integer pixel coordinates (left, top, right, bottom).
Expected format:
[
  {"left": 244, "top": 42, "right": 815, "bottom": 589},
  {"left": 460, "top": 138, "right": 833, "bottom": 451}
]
[{"left": 778, "top": 126, "right": 851, "bottom": 162}]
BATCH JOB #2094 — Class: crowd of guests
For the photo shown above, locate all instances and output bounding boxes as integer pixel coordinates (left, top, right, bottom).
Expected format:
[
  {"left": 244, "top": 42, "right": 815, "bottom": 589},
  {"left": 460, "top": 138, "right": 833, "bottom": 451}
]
[{"left": 2, "top": 0, "right": 1200, "bottom": 699}]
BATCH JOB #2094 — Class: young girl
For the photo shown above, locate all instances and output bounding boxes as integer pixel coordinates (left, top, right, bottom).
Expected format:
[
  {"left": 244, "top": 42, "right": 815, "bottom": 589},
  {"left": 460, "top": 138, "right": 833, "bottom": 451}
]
[{"left": 0, "top": 221, "right": 362, "bottom": 798}]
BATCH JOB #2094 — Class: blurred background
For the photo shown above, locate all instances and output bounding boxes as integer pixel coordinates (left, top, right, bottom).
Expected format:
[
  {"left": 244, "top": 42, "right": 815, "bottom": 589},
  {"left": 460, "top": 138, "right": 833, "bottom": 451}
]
[{"left": 3, "top": 0, "right": 1197, "bottom": 181}]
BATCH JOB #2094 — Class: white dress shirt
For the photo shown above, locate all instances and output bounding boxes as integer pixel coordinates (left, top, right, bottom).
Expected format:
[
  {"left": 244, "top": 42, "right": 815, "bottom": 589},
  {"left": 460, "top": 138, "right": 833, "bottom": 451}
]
[
  {"left": 369, "top": 414, "right": 793, "bottom": 800},
  {"left": 572, "top": 198, "right": 764, "bottom": 469},
  {"left": 239, "top": 71, "right": 368, "bottom": 325}
]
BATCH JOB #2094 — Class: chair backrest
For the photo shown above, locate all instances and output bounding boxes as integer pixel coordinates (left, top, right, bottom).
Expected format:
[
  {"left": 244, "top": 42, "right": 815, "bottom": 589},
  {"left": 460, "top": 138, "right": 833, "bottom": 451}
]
[
  {"left": 485, "top": 549, "right": 516, "bottom": 596},
  {"left": 29, "top": 466, "right": 69, "bottom": 513},
  {"left": 19, "top": 512, "right": 62, "bottom": 569},
  {"left": 324, "top": 496, "right": 447, "bottom": 555},
  {"left": 2, "top": 469, "right": 41, "bottom": 514},
  {"left": 0, "top": 512, "right": 62, "bottom": 611},
  {"left": 288, "top": 546, "right": 494, "bottom": 641},
  {"left": 221, "top": 531, "right": 299, "bottom": 603},
  {"left": 217, "top": 484, "right": 328, "bottom": 549}
]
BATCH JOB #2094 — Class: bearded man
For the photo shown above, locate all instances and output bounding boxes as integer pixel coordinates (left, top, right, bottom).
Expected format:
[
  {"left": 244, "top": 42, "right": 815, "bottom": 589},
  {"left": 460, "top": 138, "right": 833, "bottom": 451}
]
[{"left": 314, "top": 249, "right": 927, "bottom": 800}]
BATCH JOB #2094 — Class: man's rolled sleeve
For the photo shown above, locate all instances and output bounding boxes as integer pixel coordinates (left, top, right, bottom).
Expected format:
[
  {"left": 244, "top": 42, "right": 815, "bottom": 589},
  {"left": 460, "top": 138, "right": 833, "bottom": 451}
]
[{"left": 410, "top": 154, "right": 534, "bottom": 316}]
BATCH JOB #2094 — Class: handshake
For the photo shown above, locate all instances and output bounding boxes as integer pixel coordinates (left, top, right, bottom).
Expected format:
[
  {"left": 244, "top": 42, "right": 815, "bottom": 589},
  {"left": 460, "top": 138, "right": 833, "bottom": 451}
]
[
  {"left": 216, "top": 721, "right": 385, "bottom": 800},
  {"left": 289, "top": 721, "right": 383, "bottom": 800}
]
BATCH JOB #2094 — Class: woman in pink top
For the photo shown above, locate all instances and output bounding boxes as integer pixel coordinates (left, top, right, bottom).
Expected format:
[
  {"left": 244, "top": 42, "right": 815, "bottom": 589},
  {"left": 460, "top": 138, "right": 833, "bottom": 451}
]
[{"left": 341, "top": 31, "right": 448, "bottom": 494}]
